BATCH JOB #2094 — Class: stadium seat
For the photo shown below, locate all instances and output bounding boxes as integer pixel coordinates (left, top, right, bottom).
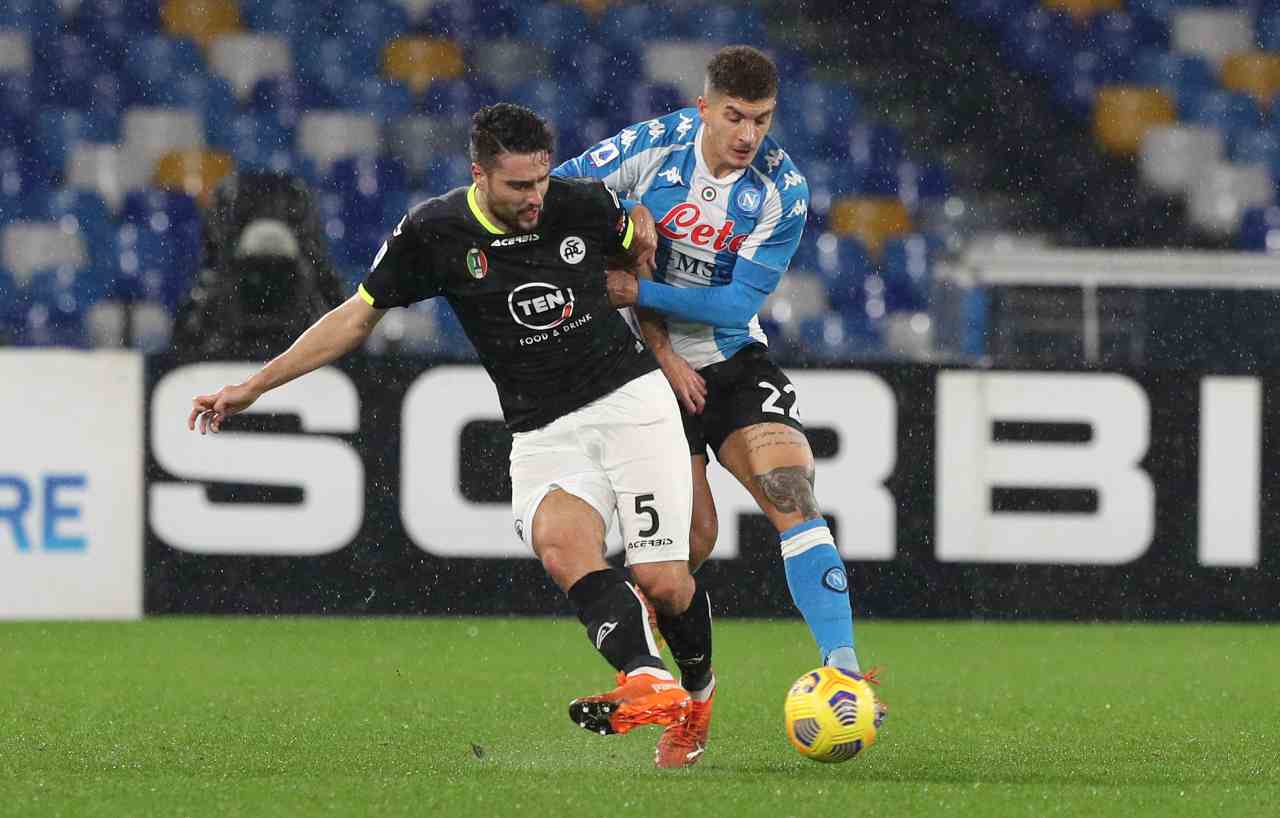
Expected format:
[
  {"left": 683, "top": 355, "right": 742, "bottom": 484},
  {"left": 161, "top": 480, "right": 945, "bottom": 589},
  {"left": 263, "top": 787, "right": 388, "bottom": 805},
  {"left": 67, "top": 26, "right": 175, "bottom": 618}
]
[
  {"left": 341, "top": 2, "right": 413, "bottom": 52},
  {"left": 513, "top": 3, "right": 591, "bottom": 54},
  {"left": 1180, "top": 88, "right": 1266, "bottom": 134},
  {"left": 421, "top": 0, "right": 519, "bottom": 40},
  {"left": 152, "top": 148, "right": 235, "bottom": 206},
  {"left": 1221, "top": 52, "right": 1280, "bottom": 110},
  {"left": 599, "top": 4, "right": 686, "bottom": 48},
  {"left": 294, "top": 36, "right": 381, "bottom": 93},
  {"left": 1187, "top": 159, "right": 1275, "bottom": 235},
  {"left": 794, "top": 313, "right": 882, "bottom": 363},
  {"left": 1132, "top": 48, "right": 1216, "bottom": 108},
  {"left": 121, "top": 108, "right": 207, "bottom": 193},
  {"left": 1084, "top": 11, "right": 1166, "bottom": 67},
  {"left": 509, "top": 79, "right": 590, "bottom": 137},
  {"left": 249, "top": 76, "right": 307, "bottom": 129},
  {"left": 551, "top": 42, "right": 642, "bottom": 104},
  {"left": 849, "top": 123, "right": 905, "bottom": 174},
  {"left": 18, "top": 273, "right": 89, "bottom": 348},
  {"left": 880, "top": 233, "right": 939, "bottom": 313},
  {"left": 1044, "top": 0, "right": 1122, "bottom": 24},
  {"left": 388, "top": 115, "right": 469, "bottom": 180},
  {"left": 33, "top": 34, "right": 113, "bottom": 109},
  {"left": 1231, "top": 127, "right": 1280, "bottom": 173},
  {"left": 420, "top": 154, "right": 473, "bottom": 195},
  {"left": 761, "top": 270, "right": 829, "bottom": 337},
  {"left": 383, "top": 37, "right": 465, "bottom": 94},
  {"left": 777, "top": 80, "right": 861, "bottom": 159},
  {"left": 0, "top": 0, "right": 60, "bottom": 34},
  {"left": 32, "top": 109, "right": 119, "bottom": 186},
  {"left": 345, "top": 77, "right": 414, "bottom": 120},
  {"left": 241, "top": 0, "right": 335, "bottom": 40},
  {"left": 144, "top": 74, "right": 238, "bottom": 126},
  {"left": 829, "top": 197, "right": 913, "bottom": 256},
  {"left": 297, "top": 112, "right": 382, "bottom": 173},
  {"left": 208, "top": 33, "right": 292, "bottom": 100},
  {"left": 1240, "top": 203, "right": 1280, "bottom": 251},
  {"left": 1092, "top": 85, "right": 1176, "bottom": 155},
  {"left": 0, "top": 73, "right": 36, "bottom": 146},
  {"left": 40, "top": 189, "right": 114, "bottom": 267},
  {"left": 1139, "top": 124, "right": 1225, "bottom": 194},
  {"left": 643, "top": 42, "right": 719, "bottom": 104},
  {"left": 160, "top": 0, "right": 242, "bottom": 49},
  {"left": 124, "top": 36, "right": 206, "bottom": 102},
  {"left": 0, "top": 29, "right": 32, "bottom": 76},
  {"left": 1, "top": 222, "right": 89, "bottom": 281},
  {"left": 680, "top": 3, "right": 769, "bottom": 47},
  {"left": 66, "top": 143, "right": 127, "bottom": 210},
  {"left": 1259, "top": 10, "right": 1280, "bottom": 53},
  {"left": 899, "top": 161, "right": 951, "bottom": 211},
  {"left": 1000, "top": 7, "right": 1078, "bottom": 77},
  {"left": 620, "top": 83, "right": 688, "bottom": 124},
  {"left": 470, "top": 40, "right": 550, "bottom": 93},
  {"left": 809, "top": 233, "right": 874, "bottom": 309},
  {"left": 1171, "top": 8, "right": 1254, "bottom": 70}
]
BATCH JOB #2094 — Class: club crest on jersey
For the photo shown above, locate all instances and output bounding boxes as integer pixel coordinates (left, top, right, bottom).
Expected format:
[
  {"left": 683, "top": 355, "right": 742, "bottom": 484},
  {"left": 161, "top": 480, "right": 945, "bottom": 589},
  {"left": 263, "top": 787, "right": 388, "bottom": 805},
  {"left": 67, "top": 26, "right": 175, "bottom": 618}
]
[
  {"left": 465, "top": 247, "right": 488, "bottom": 279},
  {"left": 737, "top": 187, "right": 762, "bottom": 214},
  {"left": 508, "top": 281, "right": 576, "bottom": 330},
  {"left": 656, "top": 202, "right": 750, "bottom": 253},
  {"left": 560, "top": 236, "right": 586, "bottom": 264}
]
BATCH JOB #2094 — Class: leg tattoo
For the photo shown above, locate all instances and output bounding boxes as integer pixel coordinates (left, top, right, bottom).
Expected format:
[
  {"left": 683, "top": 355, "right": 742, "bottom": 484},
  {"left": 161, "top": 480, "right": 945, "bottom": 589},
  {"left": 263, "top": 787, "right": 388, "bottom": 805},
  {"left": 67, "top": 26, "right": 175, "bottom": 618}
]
[{"left": 755, "top": 465, "right": 819, "bottom": 518}]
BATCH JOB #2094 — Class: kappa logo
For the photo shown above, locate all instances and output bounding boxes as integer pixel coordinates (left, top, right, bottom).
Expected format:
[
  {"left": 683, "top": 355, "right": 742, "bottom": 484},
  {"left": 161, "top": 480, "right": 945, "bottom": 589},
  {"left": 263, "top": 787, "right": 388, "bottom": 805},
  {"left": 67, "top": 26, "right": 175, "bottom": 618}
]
[
  {"left": 508, "top": 281, "right": 576, "bottom": 330},
  {"left": 491, "top": 233, "right": 539, "bottom": 247},
  {"left": 595, "top": 621, "right": 618, "bottom": 649},
  {"left": 560, "top": 235, "right": 586, "bottom": 264}
]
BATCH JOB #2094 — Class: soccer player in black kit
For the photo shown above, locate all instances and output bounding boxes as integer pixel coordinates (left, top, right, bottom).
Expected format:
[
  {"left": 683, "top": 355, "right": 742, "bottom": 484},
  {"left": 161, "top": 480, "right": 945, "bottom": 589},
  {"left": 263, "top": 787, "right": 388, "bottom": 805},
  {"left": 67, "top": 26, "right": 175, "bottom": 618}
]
[{"left": 186, "top": 104, "right": 717, "bottom": 766}]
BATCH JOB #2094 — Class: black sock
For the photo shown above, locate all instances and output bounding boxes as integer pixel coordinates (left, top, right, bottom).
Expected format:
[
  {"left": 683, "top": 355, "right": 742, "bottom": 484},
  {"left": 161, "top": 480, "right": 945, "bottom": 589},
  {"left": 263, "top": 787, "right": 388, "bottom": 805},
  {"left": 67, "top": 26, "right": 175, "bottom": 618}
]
[
  {"left": 656, "top": 578, "right": 713, "bottom": 692},
  {"left": 568, "top": 569, "right": 667, "bottom": 675}
]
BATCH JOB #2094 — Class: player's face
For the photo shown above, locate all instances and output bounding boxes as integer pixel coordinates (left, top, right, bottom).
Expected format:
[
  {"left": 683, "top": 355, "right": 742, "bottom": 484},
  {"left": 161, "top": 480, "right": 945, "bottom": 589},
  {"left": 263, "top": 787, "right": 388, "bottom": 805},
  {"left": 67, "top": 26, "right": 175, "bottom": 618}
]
[
  {"left": 473, "top": 150, "right": 551, "bottom": 232},
  {"left": 697, "top": 92, "right": 776, "bottom": 176}
]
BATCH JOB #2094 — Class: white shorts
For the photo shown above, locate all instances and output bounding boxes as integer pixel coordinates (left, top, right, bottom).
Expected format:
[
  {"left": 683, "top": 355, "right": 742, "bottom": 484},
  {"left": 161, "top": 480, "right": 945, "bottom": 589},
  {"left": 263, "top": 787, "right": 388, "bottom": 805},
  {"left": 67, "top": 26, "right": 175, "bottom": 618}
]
[{"left": 510, "top": 369, "right": 692, "bottom": 566}]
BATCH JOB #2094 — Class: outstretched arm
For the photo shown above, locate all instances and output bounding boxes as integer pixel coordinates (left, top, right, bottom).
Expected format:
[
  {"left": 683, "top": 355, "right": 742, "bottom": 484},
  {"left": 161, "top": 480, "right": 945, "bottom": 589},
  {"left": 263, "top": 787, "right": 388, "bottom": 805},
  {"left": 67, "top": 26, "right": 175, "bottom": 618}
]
[
  {"left": 608, "top": 256, "right": 782, "bottom": 329},
  {"left": 188, "top": 294, "right": 385, "bottom": 434}
]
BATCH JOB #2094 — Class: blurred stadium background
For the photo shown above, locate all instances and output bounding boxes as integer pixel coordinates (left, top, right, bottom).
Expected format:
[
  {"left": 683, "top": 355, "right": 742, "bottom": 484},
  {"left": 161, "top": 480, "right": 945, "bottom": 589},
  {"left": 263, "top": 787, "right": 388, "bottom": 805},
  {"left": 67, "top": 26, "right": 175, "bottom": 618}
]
[{"left": 3, "top": 2, "right": 1280, "bottom": 815}]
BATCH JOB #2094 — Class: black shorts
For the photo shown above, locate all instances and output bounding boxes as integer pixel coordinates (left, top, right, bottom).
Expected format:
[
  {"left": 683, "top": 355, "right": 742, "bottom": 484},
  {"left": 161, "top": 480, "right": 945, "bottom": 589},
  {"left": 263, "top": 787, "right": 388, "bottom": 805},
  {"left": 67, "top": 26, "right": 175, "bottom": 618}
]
[{"left": 682, "top": 343, "right": 806, "bottom": 458}]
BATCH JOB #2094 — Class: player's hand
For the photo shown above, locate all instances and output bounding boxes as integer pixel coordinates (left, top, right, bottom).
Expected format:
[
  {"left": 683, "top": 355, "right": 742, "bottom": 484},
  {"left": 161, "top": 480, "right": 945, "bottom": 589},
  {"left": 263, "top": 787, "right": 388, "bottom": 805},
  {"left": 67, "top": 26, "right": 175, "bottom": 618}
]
[
  {"left": 657, "top": 352, "right": 707, "bottom": 414},
  {"left": 187, "top": 382, "right": 262, "bottom": 435},
  {"left": 606, "top": 269, "right": 639, "bottom": 307},
  {"left": 628, "top": 205, "right": 658, "bottom": 277}
]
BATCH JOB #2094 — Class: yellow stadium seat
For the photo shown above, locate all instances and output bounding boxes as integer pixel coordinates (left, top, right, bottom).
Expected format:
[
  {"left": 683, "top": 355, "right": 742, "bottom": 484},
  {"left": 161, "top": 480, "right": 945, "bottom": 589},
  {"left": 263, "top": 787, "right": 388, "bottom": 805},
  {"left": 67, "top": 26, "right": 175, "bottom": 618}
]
[
  {"left": 1093, "top": 86, "right": 1175, "bottom": 156},
  {"left": 153, "top": 149, "right": 235, "bottom": 207},
  {"left": 1221, "top": 51, "right": 1280, "bottom": 108},
  {"left": 1043, "top": 0, "right": 1122, "bottom": 23},
  {"left": 383, "top": 37, "right": 465, "bottom": 94},
  {"left": 828, "top": 197, "right": 912, "bottom": 256},
  {"left": 161, "top": 0, "right": 241, "bottom": 49}
]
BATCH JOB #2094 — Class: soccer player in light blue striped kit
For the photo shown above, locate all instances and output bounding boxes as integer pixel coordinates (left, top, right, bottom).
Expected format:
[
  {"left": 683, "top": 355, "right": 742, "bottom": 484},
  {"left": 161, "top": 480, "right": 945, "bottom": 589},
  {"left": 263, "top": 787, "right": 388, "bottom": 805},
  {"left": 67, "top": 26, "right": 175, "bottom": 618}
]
[{"left": 556, "top": 45, "right": 882, "bottom": 768}]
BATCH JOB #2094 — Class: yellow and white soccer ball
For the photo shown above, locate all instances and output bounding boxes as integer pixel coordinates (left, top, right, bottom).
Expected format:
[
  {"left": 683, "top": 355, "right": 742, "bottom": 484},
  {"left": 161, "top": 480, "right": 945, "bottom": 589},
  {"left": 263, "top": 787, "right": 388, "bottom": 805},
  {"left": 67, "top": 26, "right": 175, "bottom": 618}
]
[{"left": 784, "top": 666, "right": 881, "bottom": 763}]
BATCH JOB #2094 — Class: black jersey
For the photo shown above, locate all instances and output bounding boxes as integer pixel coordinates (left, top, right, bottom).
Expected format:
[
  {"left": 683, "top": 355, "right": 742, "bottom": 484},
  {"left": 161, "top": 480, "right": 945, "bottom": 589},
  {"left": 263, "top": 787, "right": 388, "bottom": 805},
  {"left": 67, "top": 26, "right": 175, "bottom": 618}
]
[{"left": 358, "top": 176, "right": 658, "bottom": 432}]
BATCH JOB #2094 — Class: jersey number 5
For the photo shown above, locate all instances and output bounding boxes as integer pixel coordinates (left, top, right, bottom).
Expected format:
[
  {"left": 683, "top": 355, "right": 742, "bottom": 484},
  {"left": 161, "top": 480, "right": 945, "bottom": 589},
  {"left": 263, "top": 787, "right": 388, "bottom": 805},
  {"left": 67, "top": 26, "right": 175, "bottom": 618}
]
[{"left": 635, "top": 494, "right": 660, "bottom": 537}]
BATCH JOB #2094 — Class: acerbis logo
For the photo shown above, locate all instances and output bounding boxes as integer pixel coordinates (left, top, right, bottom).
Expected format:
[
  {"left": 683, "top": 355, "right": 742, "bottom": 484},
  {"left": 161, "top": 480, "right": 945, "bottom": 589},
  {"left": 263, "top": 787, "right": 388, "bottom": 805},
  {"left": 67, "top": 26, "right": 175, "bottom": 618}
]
[
  {"left": 492, "top": 233, "right": 539, "bottom": 247},
  {"left": 508, "top": 282, "right": 576, "bottom": 330}
]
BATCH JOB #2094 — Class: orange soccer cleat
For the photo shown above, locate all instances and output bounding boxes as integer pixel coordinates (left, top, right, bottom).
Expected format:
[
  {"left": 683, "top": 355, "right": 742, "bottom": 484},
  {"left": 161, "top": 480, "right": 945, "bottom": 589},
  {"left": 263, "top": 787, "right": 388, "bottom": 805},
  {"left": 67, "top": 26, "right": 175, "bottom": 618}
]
[
  {"left": 569, "top": 671, "right": 691, "bottom": 736},
  {"left": 654, "top": 683, "right": 714, "bottom": 769}
]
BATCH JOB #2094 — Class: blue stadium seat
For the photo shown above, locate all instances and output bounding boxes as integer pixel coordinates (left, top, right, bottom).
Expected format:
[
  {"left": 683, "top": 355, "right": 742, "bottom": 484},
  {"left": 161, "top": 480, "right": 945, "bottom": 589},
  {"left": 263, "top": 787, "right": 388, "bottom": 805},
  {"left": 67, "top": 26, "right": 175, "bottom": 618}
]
[
  {"left": 34, "top": 34, "right": 122, "bottom": 108},
  {"left": 346, "top": 77, "right": 414, "bottom": 120},
  {"left": 420, "top": 154, "right": 473, "bottom": 195},
  {"left": 0, "top": 0, "right": 61, "bottom": 35},
  {"left": 553, "top": 42, "right": 642, "bottom": 106},
  {"left": 1229, "top": 127, "right": 1280, "bottom": 168},
  {"left": 849, "top": 123, "right": 904, "bottom": 174},
  {"left": 40, "top": 189, "right": 115, "bottom": 272},
  {"left": 1000, "top": 8, "right": 1077, "bottom": 77},
  {"left": 1133, "top": 49, "right": 1216, "bottom": 107},
  {"left": 124, "top": 36, "right": 206, "bottom": 103},
  {"left": 1052, "top": 50, "right": 1123, "bottom": 119},
  {"left": 0, "top": 146, "right": 46, "bottom": 217},
  {"left": 0, "top": 265, "right": 21, "bottom": 336},
  {"left": 249, "top": 76, "right": 307, "bottom": 129},
  {"left": 514, "top": 3, "right": 592, "bottom": 55},
  {"left": 510, "top": 78, "right": 590, "bottom": 136},
  {"left": 621, "top": 82, "right": 687, "bottom": 123},
  {"left": 119, "top": 190, "right": 200, "bottom": 307},
  {"left": 680, "top": 3, "right": 769, "bottom": 47},
  {"left": 144, "top": 73, "right": 237, "bottom": 123},
  {"left": 1181, "top": 89, "right": 1265, "bottom": 134},
  {"left": 1129, "top": 0, "right": 1202, "bottom": 28},
  {"left": 1238, "top": 205, "right": 1280, "bottom": 251},
  {"left": 111, "top": 220, "right": 194, "bottom": 309},
  {"left": 422, "top": 0, "right": 518, "bottom": 40},
  {"left": 1084, "top": 11, "right": 1166, "bottom": 72},
  {"left": 899, "top": 160, "right": 952, "bottom": 208},
  {"left": 0, "top": 73, "right": 36, "bottom": 148},
  {"left": 294, "top": 35, "right": 380, "bottom": 89},
  {"left": 339, "top": 2, "right": 411, "bottom": 50},
  {"left": 328, "top": 156, "right": 410, "bottom": 211},
  {"left": 810, "top": 234, "right": 873, "bottom": 311},
  {"left": 599, "top": 4, "right": 687, "bottom": 47},
  {"left": 1260, "top": 11, "right": 1280, "bottom": 53},
  {"left": 20, "top": 267, "right": 89, "bottom": 348},
  {"left": 71, "top": 0, "right": 142, "bottom": 68},
  {"left": 417, "top": 77, "right": 500, "bottom": 116},
  {"left": 796, "top": 313, "right": 882, "bottom": 363},
  {"left": 880, "top": 234, "right": 939, "bottom": 313},
  {"left": 241, "top": 0, "right": 336, "bottom": 40},
  {"left": 777, "top": 80, "right": 861, "bottom": 159},
  {"left": 207, "top": 111, "right": 293, "bottom": 162},
  {"left": 951, "top": 0, "right": 1037, "bottom": 26},
  {"left": 839, "top": 166, "right": 900, "bottom": 197}
]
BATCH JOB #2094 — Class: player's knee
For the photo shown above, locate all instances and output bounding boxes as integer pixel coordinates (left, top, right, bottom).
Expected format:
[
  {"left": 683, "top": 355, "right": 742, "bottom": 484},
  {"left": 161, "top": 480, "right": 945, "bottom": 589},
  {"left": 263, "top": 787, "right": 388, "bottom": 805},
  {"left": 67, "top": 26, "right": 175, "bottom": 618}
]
[{"left": 634, "top": 566, "right": 694, "bottom": 617}]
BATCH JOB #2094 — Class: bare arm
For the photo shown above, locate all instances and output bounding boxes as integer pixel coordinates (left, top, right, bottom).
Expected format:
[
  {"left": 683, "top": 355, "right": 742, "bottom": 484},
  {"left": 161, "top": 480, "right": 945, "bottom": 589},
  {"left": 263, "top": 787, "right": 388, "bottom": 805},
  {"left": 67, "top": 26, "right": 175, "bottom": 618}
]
[{"left": 188, "top": 294, "right": 386, "bottom": 434}]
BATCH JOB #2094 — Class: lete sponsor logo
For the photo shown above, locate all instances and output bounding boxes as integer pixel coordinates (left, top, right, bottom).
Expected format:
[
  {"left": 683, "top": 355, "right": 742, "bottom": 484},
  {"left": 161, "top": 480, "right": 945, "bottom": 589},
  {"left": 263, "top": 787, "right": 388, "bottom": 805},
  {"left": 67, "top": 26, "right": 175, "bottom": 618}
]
[{"left": 656, "top": 202, "right": 750, "bottom": 253}]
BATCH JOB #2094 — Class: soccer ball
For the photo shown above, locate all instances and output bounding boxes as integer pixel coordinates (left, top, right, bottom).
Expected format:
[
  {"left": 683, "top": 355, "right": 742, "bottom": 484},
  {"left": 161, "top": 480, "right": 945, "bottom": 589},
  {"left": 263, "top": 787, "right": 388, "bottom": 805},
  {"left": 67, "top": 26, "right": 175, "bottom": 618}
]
[{"left": 784, "top": 667, "right": 882, "bottom": 763}]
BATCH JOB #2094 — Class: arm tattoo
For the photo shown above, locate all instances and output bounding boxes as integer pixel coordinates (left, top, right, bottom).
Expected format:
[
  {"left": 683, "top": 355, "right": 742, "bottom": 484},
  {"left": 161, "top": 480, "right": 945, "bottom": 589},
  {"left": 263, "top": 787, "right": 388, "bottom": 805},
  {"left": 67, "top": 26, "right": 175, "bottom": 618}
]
[{"left": 754, "top": 465, "right": 820, "bottom": 519}]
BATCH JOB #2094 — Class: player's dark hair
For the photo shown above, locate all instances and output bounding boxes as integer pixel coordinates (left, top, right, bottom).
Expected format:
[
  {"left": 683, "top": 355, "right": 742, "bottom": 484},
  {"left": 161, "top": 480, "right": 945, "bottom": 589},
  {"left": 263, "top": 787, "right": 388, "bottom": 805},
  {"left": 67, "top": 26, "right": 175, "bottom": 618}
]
[
  {"left": 705, "top": 45, "right": 778, "bottom": 102},
  {"left": 469, "top": 103, "right": 554, "bottom": 168}
]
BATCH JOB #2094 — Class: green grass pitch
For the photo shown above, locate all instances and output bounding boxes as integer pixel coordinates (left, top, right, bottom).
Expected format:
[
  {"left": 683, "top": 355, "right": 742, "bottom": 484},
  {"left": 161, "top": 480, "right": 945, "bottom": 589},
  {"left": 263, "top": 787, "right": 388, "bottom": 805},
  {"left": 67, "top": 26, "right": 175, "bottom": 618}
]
[{"left": 2, "top": 617, "right": 1276, "bottom": 817}]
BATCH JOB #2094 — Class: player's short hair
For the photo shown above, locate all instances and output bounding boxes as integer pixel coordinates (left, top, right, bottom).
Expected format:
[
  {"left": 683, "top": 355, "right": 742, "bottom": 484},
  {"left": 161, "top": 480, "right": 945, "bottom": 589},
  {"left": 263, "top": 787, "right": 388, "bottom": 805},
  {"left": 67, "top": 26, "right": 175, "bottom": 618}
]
[
  {"left": 469, "top": 103, "right": 554, "bottom": 169},
  {"left": 705, "top": 45, "right": 778, "bottom": 102}
]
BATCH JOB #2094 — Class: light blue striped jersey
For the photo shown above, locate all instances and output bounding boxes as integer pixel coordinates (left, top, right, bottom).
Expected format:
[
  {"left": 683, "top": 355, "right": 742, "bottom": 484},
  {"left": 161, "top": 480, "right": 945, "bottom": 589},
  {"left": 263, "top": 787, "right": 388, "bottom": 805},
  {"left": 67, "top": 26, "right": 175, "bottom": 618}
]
[{"left": 554, "top": 107, "right": 810, "bottom": 369}]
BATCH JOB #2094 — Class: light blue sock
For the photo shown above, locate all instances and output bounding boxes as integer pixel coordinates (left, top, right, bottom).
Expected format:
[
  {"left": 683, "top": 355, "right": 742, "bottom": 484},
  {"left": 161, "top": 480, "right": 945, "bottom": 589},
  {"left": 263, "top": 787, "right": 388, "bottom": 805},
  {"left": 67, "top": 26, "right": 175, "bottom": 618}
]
[{"left": 781, "top": 519, "right": 860, "bottom": 670}]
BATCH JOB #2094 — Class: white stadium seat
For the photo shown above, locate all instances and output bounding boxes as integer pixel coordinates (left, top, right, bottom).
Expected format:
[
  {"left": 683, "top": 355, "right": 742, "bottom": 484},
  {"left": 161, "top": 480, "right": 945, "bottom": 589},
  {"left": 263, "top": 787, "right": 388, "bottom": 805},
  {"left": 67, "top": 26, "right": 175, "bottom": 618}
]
[
  {"left": 121, "top": 107, "right": 206, "bottom": 191},
  {"left": 644, "top": 42, "right": 718, "bottom": 104},
  {"left": 763, "top": 270, "right": 830, "bottom": 334},
  {"left": 297, "top": 111, "right": 381, "bottom": 172},
  {"left": 389, "top": 115, "right": 468, "bottom": 177},
  {"left": 469, "top": 40, "right": 548, "bottom": 92},
  {"left": 208, "top": 33, "right": 292, "bottom": 100},
  {"left": 1139, "top": 125, "right": 1225, "bottom": 195},
  {"left": 1172, "top": 8, "right": 1254, "bottom": 69},
  {"left": 0, "top": 29, "right": 32, "bottom": 75},
  {"left": 66, "top": 143, "right": 127, "bottom": 210},
  {"left": 1, "top": 222, "right": 88, "bottom": 281},
  {"left": 1187, "top": 160, "right": 1274, "bottom": 235}
]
